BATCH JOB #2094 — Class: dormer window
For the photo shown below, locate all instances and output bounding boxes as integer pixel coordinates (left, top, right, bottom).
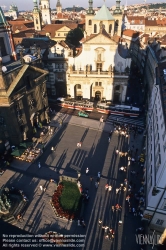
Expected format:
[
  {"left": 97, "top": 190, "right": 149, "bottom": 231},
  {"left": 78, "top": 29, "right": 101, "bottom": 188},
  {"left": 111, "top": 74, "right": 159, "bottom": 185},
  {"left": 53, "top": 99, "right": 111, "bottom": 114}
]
[{"left": 131, "top": 20, "right": 135, "bottom": 24}]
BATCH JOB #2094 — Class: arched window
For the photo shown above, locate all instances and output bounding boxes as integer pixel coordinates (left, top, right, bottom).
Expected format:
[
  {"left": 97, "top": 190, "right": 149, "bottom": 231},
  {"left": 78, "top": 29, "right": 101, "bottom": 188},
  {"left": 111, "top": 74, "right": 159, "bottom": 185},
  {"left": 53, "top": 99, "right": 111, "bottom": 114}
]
[
  {"left": 89, "top": 20, "right": 92, "bottom": 25},
  {"left": 109, "top": 24, "right": 112, "bottom": 33},
  {"left": 115, "top": 85, "right": 120, "bottom": 91},
  {"left": 44, "top": 5, "right": 46, "bottom": 9},
  {"left": 36, "top": 19, "right": 38, "bottom": 25},
  {"left": 94, "top": 24, "right": 97, "bottom": 33},
  {"left": 115, "top": 20, "right": 119, "bottom": 33}
]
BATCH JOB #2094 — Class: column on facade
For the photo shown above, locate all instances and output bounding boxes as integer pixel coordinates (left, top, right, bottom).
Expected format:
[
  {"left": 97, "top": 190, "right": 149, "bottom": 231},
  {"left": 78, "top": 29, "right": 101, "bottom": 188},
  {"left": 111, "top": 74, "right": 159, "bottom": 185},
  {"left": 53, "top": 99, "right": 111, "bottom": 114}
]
[
  {"left": 121, "top": 85, "right": 127, "bottom": 103},
  {"left": 104, "top": 82, "right": 113, "bottom": 100},
  {"left": 69, "top": 83, "right": 75, "bottom": 98},
  {"left": 82, "top": 82, "right": 90, "bottom": 99}
]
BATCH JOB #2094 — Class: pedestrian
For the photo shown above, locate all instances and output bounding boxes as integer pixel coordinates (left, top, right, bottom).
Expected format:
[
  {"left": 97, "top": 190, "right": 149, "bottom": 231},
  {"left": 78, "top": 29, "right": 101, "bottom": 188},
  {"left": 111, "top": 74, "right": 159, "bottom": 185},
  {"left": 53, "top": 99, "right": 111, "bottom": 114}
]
[
  {"left": 86, "top": 168, "right": 89, "bottom": 175},
  {"left": 90, "top": 176, "right": 93, "bottom": 182},
  {"left": 116, "top": 188, "right": 119, "bottom": 194},
  {"left": 105, "top": 184, "right": 109, "bottom": 190},
  {"left": 102, "top": 226, "right": 109, "bottom": 233},
  {"left": 98, "top": 172, "right": 101, "bottom": 178},
  {"left": 95, "top": 182, "right": 98, "bottom": 189},
  {"left": 38, "top": 162, "right": 41, "bottom": 168},
  {"left": 108, "top": 185, "right": 112, "bottom": 191},
  {"left": 78, "top": 220, "right": 81, "bottom": 226},
  {"left": 98, "top": 219, "right": 102, "bottom": 226},
  {"left": 124, "top": 179, "right": 128, "bottom": 186},
  {"left": 43, "top": 187, "right": 46, "bottom": 192},
  {"left": 40, "top": 185, "right": 43, "bottom": 191}
]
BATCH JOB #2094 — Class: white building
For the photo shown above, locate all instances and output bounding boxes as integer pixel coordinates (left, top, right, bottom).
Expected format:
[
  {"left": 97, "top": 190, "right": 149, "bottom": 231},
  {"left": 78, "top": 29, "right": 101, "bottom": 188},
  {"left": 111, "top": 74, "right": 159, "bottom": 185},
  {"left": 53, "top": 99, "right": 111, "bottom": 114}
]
[
  {"left": 41, "top": 0, "right": 51, "bottom": 24},
  {"left": 67, "top": 1, "right": 131, "bottom": 102},
  {"left": 4, "top": 4, "right": 18, "bottom": 20}
]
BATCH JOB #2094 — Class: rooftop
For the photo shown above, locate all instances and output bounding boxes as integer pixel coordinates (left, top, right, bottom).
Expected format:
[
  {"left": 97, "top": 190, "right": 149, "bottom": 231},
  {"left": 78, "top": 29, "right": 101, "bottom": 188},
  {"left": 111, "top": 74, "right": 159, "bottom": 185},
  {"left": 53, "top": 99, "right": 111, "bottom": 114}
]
[{"left": 93, "top": 4, "right": 114, "bottom": 21}]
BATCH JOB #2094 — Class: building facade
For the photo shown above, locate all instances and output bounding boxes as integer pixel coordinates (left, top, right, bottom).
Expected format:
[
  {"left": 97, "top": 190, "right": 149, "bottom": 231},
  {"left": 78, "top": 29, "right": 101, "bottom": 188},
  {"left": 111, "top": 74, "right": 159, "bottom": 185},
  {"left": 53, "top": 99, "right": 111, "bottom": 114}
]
[
  {"left": 67, "top": 1, "right": 131, "bottom": 102},
  {"left": 142, "top": 42, "right": 166, "bottom": 234},
  {"left": 0, "top": 9, "right": 49, "bottom": 152}
]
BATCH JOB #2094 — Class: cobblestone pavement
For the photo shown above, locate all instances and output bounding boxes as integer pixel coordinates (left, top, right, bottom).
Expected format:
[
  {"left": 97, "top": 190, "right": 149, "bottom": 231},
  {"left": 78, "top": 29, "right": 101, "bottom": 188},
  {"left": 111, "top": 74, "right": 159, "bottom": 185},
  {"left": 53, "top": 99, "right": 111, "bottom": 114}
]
[{"left": 0, "top": 119, "right": 146, "bottom": 250}]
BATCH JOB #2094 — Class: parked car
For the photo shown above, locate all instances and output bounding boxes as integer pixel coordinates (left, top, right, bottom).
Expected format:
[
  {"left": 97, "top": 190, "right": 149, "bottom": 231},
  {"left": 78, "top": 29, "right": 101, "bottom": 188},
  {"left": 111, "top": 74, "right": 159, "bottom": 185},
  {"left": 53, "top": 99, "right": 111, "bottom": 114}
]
[{"left": 78, "top": 111, "right": 89, "bottom": 118}]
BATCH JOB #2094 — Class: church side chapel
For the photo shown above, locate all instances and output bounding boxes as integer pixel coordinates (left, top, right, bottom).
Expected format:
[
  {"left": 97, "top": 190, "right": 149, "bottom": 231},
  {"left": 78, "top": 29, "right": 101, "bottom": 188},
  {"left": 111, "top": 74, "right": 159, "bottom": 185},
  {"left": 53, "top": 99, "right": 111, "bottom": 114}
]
[{"left": 67, "top": 0, "right": 131, "bottom": 103}]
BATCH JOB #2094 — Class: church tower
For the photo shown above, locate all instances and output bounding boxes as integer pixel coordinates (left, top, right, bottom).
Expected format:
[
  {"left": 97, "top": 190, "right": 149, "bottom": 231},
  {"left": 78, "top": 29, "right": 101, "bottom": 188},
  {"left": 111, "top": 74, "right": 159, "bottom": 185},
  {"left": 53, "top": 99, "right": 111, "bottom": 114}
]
[
  {"left": 0, "top": 7, "right": 16, "bottom": 63},
  {"left": 41, "top": 0, "right": 51, "bottom": 24},
  {"left": 85, "top": 0, "right": 95, "bottom": 36},
  {"left": 113, "top": 0, "right": 123, "bottom": 36},
  {"left": 56, "top": 0, "right": 62, "bottom": 14},
  {"left": 33, "top": 0, "right": 42, "bottom": 31}
]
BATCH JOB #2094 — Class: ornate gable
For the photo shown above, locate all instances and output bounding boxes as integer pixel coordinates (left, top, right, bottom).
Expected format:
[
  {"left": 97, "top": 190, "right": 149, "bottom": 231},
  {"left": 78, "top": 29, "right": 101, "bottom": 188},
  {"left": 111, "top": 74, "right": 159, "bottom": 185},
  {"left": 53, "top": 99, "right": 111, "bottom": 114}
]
[{"left": 84, "top": 33, "right": 117, "bottom": 45}]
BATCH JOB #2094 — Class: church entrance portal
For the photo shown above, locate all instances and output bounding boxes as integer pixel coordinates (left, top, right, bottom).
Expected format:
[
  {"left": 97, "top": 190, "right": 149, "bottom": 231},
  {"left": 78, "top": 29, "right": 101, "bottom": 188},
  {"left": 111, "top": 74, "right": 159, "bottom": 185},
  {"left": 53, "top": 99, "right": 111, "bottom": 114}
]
[{"left": 95, "top": 91, "right": 101, "bottom": 101}]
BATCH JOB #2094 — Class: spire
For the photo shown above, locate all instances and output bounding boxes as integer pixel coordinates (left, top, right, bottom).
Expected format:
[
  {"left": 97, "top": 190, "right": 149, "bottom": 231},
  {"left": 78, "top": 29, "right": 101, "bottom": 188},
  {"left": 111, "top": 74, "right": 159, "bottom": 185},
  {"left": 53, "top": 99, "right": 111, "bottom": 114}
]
[
  {"left": 113, "top": 0, "right": 122, "bottom": 15},
  {"left": 56, "top": 0, "right": 61, "bottom": 7},
  {"left": 33, "top": 0, "right": 39, "bottom": 12},
  {"left": 87, "top": 0, "right": 94, "bottom": 15}
]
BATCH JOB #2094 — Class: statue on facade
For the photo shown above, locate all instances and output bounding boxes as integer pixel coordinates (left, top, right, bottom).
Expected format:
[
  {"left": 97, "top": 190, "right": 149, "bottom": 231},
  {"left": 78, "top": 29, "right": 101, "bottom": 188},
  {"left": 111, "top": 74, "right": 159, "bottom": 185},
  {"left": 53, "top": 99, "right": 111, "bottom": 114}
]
[
  {"left": 97, "top": 52, "right": 101, "bottom": 61},
  {"left": 87, "top": 64, "right": 90, "bottom": 72},
  {"left": 69, "top": 65, "right": 73, "bottom": 72},
  {"left": 99, "top": 21, "right": 103, "bottom": 33}
]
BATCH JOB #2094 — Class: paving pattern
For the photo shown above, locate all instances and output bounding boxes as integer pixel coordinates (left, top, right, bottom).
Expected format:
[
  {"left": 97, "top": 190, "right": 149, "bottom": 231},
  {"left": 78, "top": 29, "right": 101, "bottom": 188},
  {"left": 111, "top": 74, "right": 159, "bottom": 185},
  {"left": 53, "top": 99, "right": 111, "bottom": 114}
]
[{"left": 0, "top": 120, "right": 145, "bottom": 250}]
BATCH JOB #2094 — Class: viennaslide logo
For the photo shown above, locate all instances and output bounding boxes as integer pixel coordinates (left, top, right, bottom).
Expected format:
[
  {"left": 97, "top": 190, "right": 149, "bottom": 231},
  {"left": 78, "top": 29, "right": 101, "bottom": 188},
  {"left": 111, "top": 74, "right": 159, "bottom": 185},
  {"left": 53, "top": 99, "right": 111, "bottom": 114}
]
[{"left": 135, "top": 234, "right": 163, "bottom": 246}]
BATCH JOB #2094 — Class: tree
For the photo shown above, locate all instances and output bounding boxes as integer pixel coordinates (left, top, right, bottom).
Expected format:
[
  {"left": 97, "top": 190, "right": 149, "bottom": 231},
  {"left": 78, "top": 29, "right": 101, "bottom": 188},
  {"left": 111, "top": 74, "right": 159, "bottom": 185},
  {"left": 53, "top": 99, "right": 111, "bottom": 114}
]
[{"left": 66, "top": 28, "right": 84, "bottom": 46}]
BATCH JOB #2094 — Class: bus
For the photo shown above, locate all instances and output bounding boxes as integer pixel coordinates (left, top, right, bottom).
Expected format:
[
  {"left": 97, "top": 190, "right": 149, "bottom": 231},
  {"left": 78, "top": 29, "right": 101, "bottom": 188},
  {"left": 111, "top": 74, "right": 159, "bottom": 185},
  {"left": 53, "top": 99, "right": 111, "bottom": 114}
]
[
  {"left": 96, "top": 104, "right": 140, "bottom": 117},
  {"left": 56, "top": 98, "right": 94, "bottom": 112}
]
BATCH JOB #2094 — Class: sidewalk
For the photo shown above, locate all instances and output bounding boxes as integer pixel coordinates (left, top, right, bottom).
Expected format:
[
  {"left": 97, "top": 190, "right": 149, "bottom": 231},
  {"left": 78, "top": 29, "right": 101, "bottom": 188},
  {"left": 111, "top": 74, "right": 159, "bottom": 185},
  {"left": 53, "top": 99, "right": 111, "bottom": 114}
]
[{"left": 50, "top": 112, "right": 112, "bottom": 132}]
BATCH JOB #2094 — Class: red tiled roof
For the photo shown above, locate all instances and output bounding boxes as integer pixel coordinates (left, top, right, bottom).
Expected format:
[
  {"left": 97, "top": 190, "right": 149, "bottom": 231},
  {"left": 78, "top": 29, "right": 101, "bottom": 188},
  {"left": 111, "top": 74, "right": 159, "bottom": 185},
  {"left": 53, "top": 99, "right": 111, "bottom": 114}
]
[{"left": 123, "top": 29, "right": 142, "bottom": 38}]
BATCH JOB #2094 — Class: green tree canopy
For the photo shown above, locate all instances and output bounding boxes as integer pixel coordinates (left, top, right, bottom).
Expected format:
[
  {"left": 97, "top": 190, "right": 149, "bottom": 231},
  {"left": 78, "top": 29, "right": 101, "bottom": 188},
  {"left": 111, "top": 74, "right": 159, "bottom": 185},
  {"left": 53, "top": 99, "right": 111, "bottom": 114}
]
[{"left": 66, "top": 28, "right": 84, "bottom": 47}]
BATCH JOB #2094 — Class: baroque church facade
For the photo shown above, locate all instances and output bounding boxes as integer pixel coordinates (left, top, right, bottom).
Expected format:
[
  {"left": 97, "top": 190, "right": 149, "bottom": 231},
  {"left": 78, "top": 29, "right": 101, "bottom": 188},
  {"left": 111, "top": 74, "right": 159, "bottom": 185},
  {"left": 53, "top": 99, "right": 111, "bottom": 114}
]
[{"left": 67, "top": 1, "right": 131, "bottom": 102}]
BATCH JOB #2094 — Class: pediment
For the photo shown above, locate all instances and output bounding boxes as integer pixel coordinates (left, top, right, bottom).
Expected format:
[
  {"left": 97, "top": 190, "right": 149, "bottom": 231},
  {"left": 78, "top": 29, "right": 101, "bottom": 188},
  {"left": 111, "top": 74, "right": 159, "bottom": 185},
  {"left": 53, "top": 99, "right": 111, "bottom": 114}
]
[
  {"left": 85, "top": 33, "right": 117, "bottom": 45},
  {"left": 56, "top": 26, "right": 71, "bottom": 32}
]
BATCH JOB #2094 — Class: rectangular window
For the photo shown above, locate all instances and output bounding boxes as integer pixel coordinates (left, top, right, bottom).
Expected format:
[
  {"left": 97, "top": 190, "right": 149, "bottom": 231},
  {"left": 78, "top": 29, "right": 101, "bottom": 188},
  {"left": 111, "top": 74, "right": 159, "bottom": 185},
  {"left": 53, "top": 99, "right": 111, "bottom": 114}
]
[
  {"left": 162, "top": 201, "right": 166, "bottom": 210},
  {"left": 0, "top": 37, "right": 7, "bottom": 56},
  {"left": 156, "top": 219, "right": 164, "bottom": 225},
  {"left": 96, "top": 63, "right": 102, "bottom": 70},
  {"left": 99, "top": 82, "right": 102, "bottom": 86},
  {"left": 95, "top": 82, "right": 98, "bottom": 86}
]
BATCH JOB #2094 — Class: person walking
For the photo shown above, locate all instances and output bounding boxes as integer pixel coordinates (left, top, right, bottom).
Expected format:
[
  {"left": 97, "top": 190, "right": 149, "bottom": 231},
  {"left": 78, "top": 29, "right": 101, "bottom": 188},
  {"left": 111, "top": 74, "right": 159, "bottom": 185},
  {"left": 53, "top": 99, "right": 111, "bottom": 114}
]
[
  {"left": 86, "top": 168, "right": 89, "bottom": 175},
  {"left": 98, "top": 219, "right": 102, "bottom": 226},
  {"left": 98, "top": 172, "right": 101, "bottom": 178},
  {"left": 108, "top": 185, "right": 112, "bottom": 191},
  {"left": 95, "top": 182, "right": 98, "bottom": 189},
  {"left": 38, "top": 162, "right": 41, "bottom": 169},
  {"left": 39, "top": 185, "right": 43, "bottom": 191},
  {"left": 105, "top": 184, "right": 109, "bottom": 190},
  {"left": 90, "top": 176, "right": 93, "bottom": 182}
]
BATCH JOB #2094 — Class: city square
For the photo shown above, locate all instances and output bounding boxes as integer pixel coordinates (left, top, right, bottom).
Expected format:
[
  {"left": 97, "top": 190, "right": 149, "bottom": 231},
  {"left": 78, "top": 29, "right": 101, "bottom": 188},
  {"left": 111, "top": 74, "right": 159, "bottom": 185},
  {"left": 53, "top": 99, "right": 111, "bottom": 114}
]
[{"left": 0, "top": 117, "right": 145, "bottom": 250}]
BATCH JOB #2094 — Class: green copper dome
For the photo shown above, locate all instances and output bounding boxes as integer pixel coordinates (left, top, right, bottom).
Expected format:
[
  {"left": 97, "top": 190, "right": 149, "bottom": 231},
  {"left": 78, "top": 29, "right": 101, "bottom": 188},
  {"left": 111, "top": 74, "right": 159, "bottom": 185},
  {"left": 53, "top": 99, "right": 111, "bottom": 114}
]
[{"left": 93, "top": 4, "right": 114, "bottom": 21}]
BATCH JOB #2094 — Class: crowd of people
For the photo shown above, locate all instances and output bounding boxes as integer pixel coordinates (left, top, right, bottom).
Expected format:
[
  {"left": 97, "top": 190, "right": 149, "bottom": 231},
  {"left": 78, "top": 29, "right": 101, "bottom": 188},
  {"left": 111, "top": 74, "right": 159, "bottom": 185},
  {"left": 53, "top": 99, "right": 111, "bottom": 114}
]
[{"left": 99, "top": 124, "right": 145, "bottom": 240}]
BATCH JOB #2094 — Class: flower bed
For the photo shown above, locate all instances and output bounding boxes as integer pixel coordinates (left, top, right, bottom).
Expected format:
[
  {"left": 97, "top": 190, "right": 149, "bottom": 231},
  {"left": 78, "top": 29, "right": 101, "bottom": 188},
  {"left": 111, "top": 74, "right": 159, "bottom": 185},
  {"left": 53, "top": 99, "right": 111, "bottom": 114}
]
[{"left": 51, "top": 181, "right": 82, "bottom": 220}]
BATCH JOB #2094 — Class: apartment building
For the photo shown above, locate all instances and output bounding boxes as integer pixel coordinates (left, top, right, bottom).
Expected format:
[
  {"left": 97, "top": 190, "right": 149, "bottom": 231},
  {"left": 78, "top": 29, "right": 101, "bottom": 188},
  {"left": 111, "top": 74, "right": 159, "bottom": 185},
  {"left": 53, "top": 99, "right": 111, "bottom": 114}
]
[{"left": 142, "top": 42, "right": 166, "bottom": 234}]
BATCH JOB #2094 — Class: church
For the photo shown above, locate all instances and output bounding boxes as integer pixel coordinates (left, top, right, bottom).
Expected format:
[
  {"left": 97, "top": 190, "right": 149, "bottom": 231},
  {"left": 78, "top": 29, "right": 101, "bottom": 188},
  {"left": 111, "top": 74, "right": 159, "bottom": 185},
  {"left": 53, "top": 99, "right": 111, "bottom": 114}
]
[{"left": 67, "top": 0, "right": 131, "bottom": 103}]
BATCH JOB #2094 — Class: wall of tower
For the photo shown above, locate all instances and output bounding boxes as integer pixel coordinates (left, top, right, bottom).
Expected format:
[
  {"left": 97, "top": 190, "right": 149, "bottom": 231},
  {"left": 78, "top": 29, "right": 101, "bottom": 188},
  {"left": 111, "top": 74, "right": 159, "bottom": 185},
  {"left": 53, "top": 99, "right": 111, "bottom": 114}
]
[
  {"left": 113, "top": 14, "right": 122, "bottom": 36},
  {"left": 85, "top": 15, "right": 95, "bottom": 36},
  {"left": 33, "top": 12, "right": 42, "bottom": 31},
  {"left": 41, "top": 0, "right": 51, "bottom": 24}
]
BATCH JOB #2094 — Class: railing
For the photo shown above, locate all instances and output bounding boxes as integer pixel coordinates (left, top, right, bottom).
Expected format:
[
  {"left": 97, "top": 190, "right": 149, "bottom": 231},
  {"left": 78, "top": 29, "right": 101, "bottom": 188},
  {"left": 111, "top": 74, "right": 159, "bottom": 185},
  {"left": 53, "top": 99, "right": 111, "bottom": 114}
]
[{"left": 71, "top": 70, "right": 129, "bottom": 76}]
